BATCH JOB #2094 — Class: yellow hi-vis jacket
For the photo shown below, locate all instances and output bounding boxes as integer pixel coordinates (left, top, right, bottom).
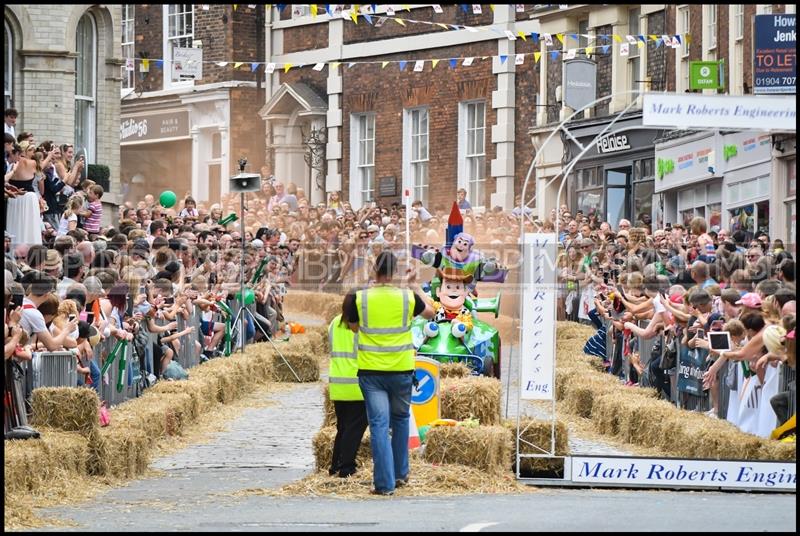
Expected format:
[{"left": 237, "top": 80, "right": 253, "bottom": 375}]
[
  {"left": 328, "top": 314, "right": 362, "bottom": 401},
  {"left": 355, "top": 286, "right": 415, "bottom": 372}
]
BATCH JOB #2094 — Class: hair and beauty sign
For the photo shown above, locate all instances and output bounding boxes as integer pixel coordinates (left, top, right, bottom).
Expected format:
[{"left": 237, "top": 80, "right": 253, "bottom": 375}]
[
  {"left": 643, "top": 94, "right": 796, "bottom": 131},
  {"left": 521, "top": 233, "right": 558, "bottom": 400},
  {"left": 754, "top": 14, "right": 796, "bottom": 94},
  {"left": 570, "top": 456, "right": 796, "bottom": 491},
  {"left": 120, "top": 111, "right": 190, "bottom": 144}
]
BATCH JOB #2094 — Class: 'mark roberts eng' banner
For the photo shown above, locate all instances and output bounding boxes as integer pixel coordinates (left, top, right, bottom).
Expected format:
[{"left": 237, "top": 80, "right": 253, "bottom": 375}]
[{"left": 521, "top": 233, "right": 558, "bottom": 400}]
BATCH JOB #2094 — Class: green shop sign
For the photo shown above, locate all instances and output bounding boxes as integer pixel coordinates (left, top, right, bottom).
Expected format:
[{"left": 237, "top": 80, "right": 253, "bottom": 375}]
[
  {"left": 657, "top": 158, "right": 675, "bottom": 179},
  {"left": 689, "top": 60, "right": 725, "bottom": 91},
  {"left": 723, "top": 144, "right": 739, "bottom": 161}
]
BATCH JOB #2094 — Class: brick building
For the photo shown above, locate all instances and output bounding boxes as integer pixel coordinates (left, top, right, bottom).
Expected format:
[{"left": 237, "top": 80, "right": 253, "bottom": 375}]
[
  {"left": 5, "top": 4, "right": 122, "bottom": 220},
  {"left": 263, "top": 4, "right": 541, "bottom": 211},
  {"left": 118, "top": 4, "right": 265, "bottom": 204}
]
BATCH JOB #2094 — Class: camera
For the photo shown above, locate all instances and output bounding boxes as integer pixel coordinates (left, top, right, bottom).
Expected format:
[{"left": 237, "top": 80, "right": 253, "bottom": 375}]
[{"left": 238, "top": 157, "right": 248, "bottom": 172}]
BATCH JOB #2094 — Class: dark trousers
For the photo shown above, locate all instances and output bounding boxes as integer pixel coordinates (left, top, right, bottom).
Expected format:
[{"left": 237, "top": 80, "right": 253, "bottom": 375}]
[{"left": 330, "top": 400, "right": 368, "bottom": 477}]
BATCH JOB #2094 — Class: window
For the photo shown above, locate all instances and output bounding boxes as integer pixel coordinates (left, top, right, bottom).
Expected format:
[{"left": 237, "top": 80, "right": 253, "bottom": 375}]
[
  {"left": 350, "top": 113, "right": 376, "bottom": 207},
  {"left": 574, "top": 167, "right": 602, "bottom": 220},
  {"left": 577, "top": 19, "right": 589, "bottom": 58},
  {"left": 632, "top": 158, "right": 655, "bottom": 227},
  {"left": 75, "top": 13, "right": 96, "bottom": 163},
  {"left": 734, "top": 5, "right": 744, "bottom": 40},
  {"left": 679, "top": 7, "right": 690, "bottom": 58},
  {"left": 121, "top": 5, "right": 135, "bottom": 90},
  {"left": 706, "top": 5, "right": 717, "bottom": 50},
  {"left": 628, "top": 8, "right": 641, "bottom": 93},
  {"left": 786, "top": 157, "right": 796, "bottom": 255},
  {"left": 4, "top": 21, "right": 12, "bottom": 109},
  {"left": 404, "top": 107, "right": 429, "bottom": 205},
  {"left": 164, "top": 5, "right": 193, "bottom": 87},
  {"left": 459, "top": 101, "right": 486, "bottom": 208}
]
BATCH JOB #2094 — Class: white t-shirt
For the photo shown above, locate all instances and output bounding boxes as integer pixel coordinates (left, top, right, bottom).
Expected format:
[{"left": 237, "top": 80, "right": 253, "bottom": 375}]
[
  {"left": 20, "top": 298, "right": 47, "bottom": 337},
  {"left": 58, "top": 213, "right": 77, "bottom": 236}
]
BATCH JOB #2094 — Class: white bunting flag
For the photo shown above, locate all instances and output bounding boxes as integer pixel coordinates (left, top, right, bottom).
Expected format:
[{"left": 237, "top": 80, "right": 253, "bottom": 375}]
[
  {"left": 433, "top": 4, "right": 443, "bottom": 13},
  {"left": 125, "top": 58, "right": 134, "bottom": 71},
  {"left": 463, "top": 57, "right": 475, "bottom": 66},
  {"left": 505, "top": 30, "right": 517, "bottom": 40},
  {"left": 620, "top": 43, "right": 630, "bottom": 56},
  {"left": 375, "top": 16, "right": 386, "bottom": 27},
  {"left": 414, "top": 60, "right": 425, "bottom": 72},
  {"left": 626, "top": 34, "right": 637, "bottom": 45},
  {"left": 202, "top": 4, "right": 210, "bottom": 10},
  {"left": 515, "top": 53, "right": 525, "bottom": 65},
  {"left": 516, "top": 4, "right": 525, "bottom": 12},
  {"left": 313, "top": 63, "right": 325, "bottom": 71},
  {"left": 565, "top": 48, "right": 577, "bottom": 59},
  {"left": 472, "top": 4, "right": 482, "bottom": 14},
  {"left": 266, "top": 62, "right": 276, "bottom": 73},
  {"left": 386, "top": 6, "right": 395, "bottom": 16},
  {"left": 544, "top": 33, "right": 553, "bottom": 45}
]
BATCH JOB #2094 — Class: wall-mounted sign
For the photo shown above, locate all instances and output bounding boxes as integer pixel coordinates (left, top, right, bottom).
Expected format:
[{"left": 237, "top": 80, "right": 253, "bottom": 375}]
[
  {"left": 596, "top": 134, "right": 631, "bottom": 154},
  {"left": 689, "top": 60, "right": 724, "bottom": 91},
  {"left": 563, "top": 59, "right": 597, "bottom": 111},
  {"left": 172, "top": 47, "right": 203, "bottom": 82},
  {"left": 378, "top": 176, "right": 397, "bottom": 197},
  {"left": 656, "top": 158, "right": 675, "bottom": 179},
  {"left": 120, "top": 111, "right": 190, "bottom": 144},
  {"left": 643, "top": 94, "right": 797, "bottom": 131},
  {"left": 754, "top": 14, "right": 796, "bottom": 94}
]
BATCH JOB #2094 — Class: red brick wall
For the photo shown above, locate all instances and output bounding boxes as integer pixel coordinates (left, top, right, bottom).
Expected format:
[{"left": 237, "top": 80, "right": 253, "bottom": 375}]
[
  {"left": 664, "top": 6, "right": 676, "bottom": 92},
  {"left": 689, "top": 5, "right": 702, "bottom": 63},
  {"left": 339, "top": 41, "right": 497, "bottom": 211},
  {"left": 743, "top": 4, "right": 757, "bottom": 93},
  {"left": 133, "top": 5, "right": 263, "bottom": 89},
  {"left": 230, "top": 87, "right": 265, "bottom": 178},
  {"left": 717, "top": 6, "right": 729, "bottom": 90},
  {"left": 595, "top": 25, "right": 613, "bottom": 116},
  {"left": 514, "top": 36, "right": 541, "bottom": 204},
  {"left": 344, "top": 5, "right": 494, "bottom": 45},
  {"left": 284, "top": 23, "right": 329, "bottom": 53}
]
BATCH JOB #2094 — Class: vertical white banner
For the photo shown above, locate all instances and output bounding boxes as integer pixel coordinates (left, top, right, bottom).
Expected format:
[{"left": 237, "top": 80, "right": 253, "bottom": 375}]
[{"left": 521, "top": 233, "right": 558, "bottom": 400}]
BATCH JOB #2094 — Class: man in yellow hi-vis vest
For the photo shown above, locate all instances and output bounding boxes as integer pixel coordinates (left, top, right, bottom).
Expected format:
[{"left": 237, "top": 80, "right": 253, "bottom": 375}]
[
  {"left": 343, "top": 251, "right": 434, "bottom": 495},
  {"left": 328, "top": 302, "right": 368, "bottom": 478}
]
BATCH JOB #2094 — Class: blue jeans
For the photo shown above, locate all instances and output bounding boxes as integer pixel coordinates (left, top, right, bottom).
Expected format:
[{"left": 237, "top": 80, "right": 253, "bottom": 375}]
[{"left": 358, "top": 373, "right": 413, "bottom": 493}]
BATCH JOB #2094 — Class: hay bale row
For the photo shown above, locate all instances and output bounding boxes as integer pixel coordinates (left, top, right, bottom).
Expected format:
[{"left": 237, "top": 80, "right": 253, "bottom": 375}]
[
  {"left": 556, "top": 321, "right": 596, "bottom": 341},
  {"left": 4, "top": 428, "right": 89, "bottom": 496},
  {"left": 31, "top": 387, "right": 100, "bottom": 437},
  {"left": 440, "top": 376, "right": 501, "bottom": 426},
  {"left": 87, "top": 428, "right": 149, "bottom": 478},
  {"left": 758, "top": 440, "right": 796, "bottom": 461},
  {"left": 439, "top": 362, "right": 471, "bottom": 379},
  {"left": 321, "top": 384, "right": 337, "bottom": 427},
  {"left": 502, "top": 418, "right": 569, "bottom": 474},
  {"left": 312, "top": 426, "right": 372, "bottom": 473},
  {"left": 284, "top": 290, "right": 343, "bottom": 324},
  {"left": 423, "top": 425, "right": 512, "bottom": 474}
]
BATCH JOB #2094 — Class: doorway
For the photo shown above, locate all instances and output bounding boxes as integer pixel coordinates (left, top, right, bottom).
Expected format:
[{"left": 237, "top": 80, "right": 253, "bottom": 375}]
[{"left": 605, "top": 166, "right": 631, "bottom": 230}]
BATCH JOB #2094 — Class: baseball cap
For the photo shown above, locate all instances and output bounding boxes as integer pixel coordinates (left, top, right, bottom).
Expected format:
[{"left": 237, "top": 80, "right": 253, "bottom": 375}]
[
  {"left": 250, "top": 239, "right": 264, "bottom": 249},
  {"left": 669, "top": 292, "right": 685, "bottom": 305},
  {"left": 83, "top": 276, "right": 106, "bottom": 297},
  {"left": 735, "top": 292, "right": 763, "bottom": 309},
  {"left": 133, "top": 239, "right": 150, "bottom": 252}
]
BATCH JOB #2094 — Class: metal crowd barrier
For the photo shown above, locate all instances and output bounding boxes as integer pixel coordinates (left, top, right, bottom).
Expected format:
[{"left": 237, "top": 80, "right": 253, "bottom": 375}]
[{"left": 32, "top": 351, "right": 78, "bottom": 389}]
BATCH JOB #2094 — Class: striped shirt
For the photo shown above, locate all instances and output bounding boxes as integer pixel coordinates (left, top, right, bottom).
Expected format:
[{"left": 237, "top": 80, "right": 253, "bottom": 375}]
[{"left": 84, "top": 200, "right": 103, "bottom": 233}]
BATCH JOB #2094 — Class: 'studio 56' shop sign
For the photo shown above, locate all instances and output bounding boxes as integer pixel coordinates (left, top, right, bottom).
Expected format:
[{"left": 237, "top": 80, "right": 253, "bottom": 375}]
[{"left": 120, "top": 111, "right": 190, "bottom": 144}]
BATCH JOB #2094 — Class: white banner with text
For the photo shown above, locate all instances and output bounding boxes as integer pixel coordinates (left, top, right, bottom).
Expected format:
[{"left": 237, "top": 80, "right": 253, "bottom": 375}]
[{"left": 643, "top": 93, "right": 796, "bottom": 131}]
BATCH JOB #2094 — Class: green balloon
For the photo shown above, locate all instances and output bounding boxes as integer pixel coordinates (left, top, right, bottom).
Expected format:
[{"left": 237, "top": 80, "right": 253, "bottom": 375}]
[
  {"left": 236, "top": 288, "right": 256, "bottom": 306},
  {"left": 418, "top": 425, "right": 430, "bottom": 444},
  {"left": 160, "top": 190, "right": 177, "bottom": 208}
]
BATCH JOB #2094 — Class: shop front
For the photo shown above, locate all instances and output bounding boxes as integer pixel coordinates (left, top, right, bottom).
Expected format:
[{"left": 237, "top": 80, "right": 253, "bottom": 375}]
[
  {"left": 654, "top": 131, "right": 723, "bottom": 232},
  {"left": 567, "top": 114, "right": 664, "bottom": 231}
]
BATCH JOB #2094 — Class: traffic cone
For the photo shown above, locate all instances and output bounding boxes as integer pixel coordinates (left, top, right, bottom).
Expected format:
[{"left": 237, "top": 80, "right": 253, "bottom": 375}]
[{"left": 408, "top": 409, "right": 421, "bottom": 449}]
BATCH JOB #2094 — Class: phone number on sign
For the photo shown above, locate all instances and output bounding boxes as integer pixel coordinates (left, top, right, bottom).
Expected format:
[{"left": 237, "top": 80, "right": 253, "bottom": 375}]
[{"left": 756, "top": 76, "right": 796, "bottom": 86}]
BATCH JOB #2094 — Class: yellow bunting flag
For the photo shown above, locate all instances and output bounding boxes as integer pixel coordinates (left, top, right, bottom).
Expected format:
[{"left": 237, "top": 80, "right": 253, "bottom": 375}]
[
  {"left": 381, "top": 61, "right": 389, "bottom": 68},
  {"left": 437, "top": 23, "right": 449, "bottom": 30},
  {"left": 556, "top": 33, "right": 564, "bottom": 44},
  {"left": 402, "top": 4, "right": 411, "bottom": 11},
  {"left": 331, "top": 62, "right": 340, "bottom": 70},
  {"left": 141, "top": 59, "right": 149, "bottom": 71},
  {"left": 649, "top": 34, "right": 658, "bottom": 41},
  {"left": 613, "top": 34, "right": 622, "bottom": 43},
  {"left": 637, "top": 40, "right": 644, "bottom": 48},
  {"left": 233, "top": 4, "right": 238, "bottom": 11},
  {"left": 284, "top": 63, "right": 293, "bottom": 73},
  {"left": 585, "top": 46, "right": 593, "bottom": 55},
  {"left": 234, "top": 62, "right": 243, "bottom": 69},
  {"left": 394, "top": 17, "right": 406, "bottom": 26},
  {"left": 431, "top": 59, "right": 440, "bottom": 69},
  {"left": 685, "top": 33, "right": 692, "bottom": 45},
  {"left": 351, "top": 6, "right": 359, "bottom": 23},
  {"left": 311, "top": 4, "right": 317, "bottom": 18},
  {"left": 490, "top": 4, "right": 495, "bottom": 11},
  {"left": 518, "top": 30, "right": 527, "bottom": 41},
  {"left": 533, "top": 51, "right": 541, "bottom": 63}
]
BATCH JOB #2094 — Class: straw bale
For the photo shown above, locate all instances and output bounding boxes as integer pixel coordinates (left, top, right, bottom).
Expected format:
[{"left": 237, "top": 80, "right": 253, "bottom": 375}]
[
  {"left": 665, "top": 415, "right": 764, "bottom": 460},
  {"left": 321, "top": 384, "right": 337, "bottom": 427},
  {"left": 557, "top": 321, "right": 596, "bottom": 341},
  {"left": 555, "top": 363, "right": 594, "bottom": 401},
  {"left": 284, "top": 290, "right": 343, "bottom": 324},
  {"left": 87, "top": 428, "right": 150, "bottom": 478},
  {"left": 757, "top": 439, "right": 796, "bottom": 461},
  {"left": 312, "top": 426, "right": 372, "bottom": 472},
  {"left": 31, "top": 387, "right": 100, "bottom": 437},
  {"left": 4, "top": 428, "right": 89, "bottom": 496},
  {"left": 591, "top": 392, "right": 631, "bottom": 437},
  {"left": 615, "top": 397, "right": 680, "bottom": 448},
  {"left": 562, "top": 372, "right": 623, "bottom": 418},
  {"left": 440, "top": 376, "right": 501, "bottom": 426},
  {"left": 191, "top": 360, "right": 248, "bottom": 403},
  {"left": 149, "top": 375, "right": 220, "bottom": 416},
  {"left": 106, "top": 391, "right": 196, "bottom": 441},
  {"left": 424, "top": 425, "right": 512, "bottom": 474},
  {"left": 439, "top": 362, "right": 471, "bottom": 379},
  {"left": 272, "top": 349, "right": 320, "bottom": 382},
  {"left": 304, "top": 327, "right": 329, "bottom": 354},
  {"left": 502, "top": 419, "right": 569, "bottom": 474}
]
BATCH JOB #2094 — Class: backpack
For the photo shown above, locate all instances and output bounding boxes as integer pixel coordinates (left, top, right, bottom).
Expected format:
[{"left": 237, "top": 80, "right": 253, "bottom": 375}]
[{"left": 162, "top": 361, "right": 189, "bottom": 381}]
